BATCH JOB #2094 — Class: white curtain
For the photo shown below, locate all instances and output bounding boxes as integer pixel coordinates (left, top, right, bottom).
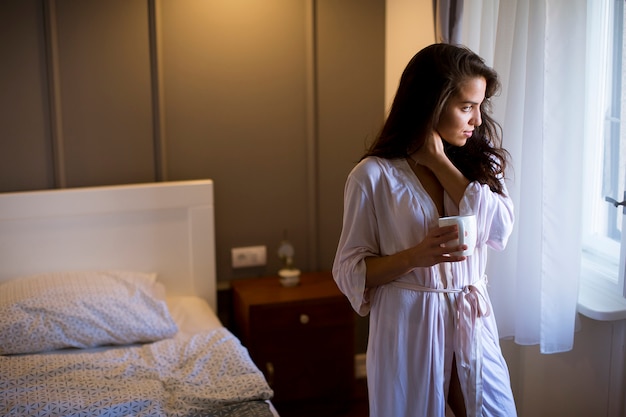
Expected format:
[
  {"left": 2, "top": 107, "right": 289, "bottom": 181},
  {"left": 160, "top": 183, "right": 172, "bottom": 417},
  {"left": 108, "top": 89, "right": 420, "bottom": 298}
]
[
  {"left": 435, "top": 0, "right": 464, "bottom": 43},
  {"left": 458, "top": 0, "right": 587, "bottom": 353}
]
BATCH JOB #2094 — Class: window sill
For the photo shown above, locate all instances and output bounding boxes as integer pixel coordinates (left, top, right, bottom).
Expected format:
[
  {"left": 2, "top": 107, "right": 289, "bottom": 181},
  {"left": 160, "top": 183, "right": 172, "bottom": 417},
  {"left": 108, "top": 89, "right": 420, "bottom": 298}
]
[{"left": 578, "top": 275, "right": 626, "bottom": 322}]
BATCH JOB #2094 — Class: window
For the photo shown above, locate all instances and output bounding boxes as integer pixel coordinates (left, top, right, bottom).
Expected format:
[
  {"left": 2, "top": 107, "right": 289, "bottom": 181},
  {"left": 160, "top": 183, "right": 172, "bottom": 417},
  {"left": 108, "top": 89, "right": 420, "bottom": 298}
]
[{"left": 581, "top": 0, "right": 625, "bottom": 297}]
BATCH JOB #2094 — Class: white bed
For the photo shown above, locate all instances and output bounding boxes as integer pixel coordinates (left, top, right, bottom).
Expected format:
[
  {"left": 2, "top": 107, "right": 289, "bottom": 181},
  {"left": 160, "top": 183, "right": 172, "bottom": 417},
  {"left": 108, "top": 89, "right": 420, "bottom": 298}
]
[{"left": 0, "top": 180, "right": 276, "bottom": 417}]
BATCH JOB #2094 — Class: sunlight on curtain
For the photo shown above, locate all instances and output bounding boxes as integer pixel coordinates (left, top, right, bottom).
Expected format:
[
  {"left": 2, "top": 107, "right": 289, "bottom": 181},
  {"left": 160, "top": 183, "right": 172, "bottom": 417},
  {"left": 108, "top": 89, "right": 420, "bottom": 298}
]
[{"left": 459, "top": 0, "right": 587, "bottom": 353}]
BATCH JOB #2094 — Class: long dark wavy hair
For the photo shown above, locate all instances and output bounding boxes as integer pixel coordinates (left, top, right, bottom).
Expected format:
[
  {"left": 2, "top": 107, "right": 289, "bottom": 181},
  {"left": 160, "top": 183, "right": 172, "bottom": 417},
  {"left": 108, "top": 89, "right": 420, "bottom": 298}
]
[{"left": 363, "top": 43, "right": 509, "bottom": 195}]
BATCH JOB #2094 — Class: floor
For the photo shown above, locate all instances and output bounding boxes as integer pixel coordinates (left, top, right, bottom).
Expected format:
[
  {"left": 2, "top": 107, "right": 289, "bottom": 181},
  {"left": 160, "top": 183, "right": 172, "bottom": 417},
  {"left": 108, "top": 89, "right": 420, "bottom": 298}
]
[
  {"left": 341, "top": 378, "right": 369, "bottom": 417},
  {"left": 273, "top": 378, "right": 457, "bottom": 417},
  {"left": 273, "top": 378, "right": 369, "bottom": 417}
]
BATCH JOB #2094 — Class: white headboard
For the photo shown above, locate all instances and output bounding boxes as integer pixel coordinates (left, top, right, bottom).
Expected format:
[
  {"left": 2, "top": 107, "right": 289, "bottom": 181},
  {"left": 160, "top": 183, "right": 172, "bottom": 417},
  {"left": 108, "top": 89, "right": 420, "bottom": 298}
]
[{"left": 0, "top": 180, "right": 217, "bottom": 311}]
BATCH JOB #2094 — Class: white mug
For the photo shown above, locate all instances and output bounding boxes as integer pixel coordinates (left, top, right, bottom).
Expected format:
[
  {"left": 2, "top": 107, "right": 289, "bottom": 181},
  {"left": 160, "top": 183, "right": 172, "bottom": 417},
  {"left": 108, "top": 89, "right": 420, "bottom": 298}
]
[{"left": 438, "top": 214, "right": 477, "bottom": 256}]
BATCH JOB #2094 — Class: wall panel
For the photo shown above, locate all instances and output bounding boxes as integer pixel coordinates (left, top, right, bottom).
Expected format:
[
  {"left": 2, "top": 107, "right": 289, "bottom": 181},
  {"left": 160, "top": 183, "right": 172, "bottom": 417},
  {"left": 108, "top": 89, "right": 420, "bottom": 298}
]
[
  {"left": 0, "top": 1, "right": 53, "bottom": 192},
  {"left": 55, "top": 0, "right": 155, "bottom": 187},
  {"left": 159, "top": 0, "right": 310, "bottom": 279},
  {"left": 316, "top": 0, "right": 385, "bottom": 270},
  {"left": 316, "top": 0, "right": 386, "bottom": 352}
]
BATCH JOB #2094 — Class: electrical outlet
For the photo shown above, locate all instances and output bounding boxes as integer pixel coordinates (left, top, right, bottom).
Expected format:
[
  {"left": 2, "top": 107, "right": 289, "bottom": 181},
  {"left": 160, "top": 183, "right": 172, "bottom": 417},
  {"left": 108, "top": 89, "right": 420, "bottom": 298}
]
[{"left": 231, "top": 245, "right": 267, "bottom": 268}]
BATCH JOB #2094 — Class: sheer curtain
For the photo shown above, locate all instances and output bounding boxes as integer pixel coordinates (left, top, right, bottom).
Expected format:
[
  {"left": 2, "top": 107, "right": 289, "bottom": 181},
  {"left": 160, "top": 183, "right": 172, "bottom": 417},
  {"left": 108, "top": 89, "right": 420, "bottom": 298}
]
[
  {"left": 434, "top": 0, "right": 464, "bottom": 43},
  {"left": 455, "top": 0, "right": 587, "bottom": 353}
]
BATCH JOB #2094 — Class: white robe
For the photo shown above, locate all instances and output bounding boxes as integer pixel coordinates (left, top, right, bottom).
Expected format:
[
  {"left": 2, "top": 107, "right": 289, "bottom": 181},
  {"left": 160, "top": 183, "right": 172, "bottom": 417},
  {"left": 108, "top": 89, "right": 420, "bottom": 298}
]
[{"left": 332, "top": 157, "right": 517, "bottom": 417}]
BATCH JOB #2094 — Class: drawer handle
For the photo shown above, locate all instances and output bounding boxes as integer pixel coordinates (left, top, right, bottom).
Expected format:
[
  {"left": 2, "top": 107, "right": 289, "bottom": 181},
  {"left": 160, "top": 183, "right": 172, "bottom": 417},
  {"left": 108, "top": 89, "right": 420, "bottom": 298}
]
[{"left": 299, "top": 313, "right": 310, "bottom": 324}]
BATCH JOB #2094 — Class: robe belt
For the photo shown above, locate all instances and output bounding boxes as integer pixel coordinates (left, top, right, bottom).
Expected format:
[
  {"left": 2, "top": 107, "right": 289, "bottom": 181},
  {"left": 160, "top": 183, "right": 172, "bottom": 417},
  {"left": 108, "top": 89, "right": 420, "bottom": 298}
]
[{"left": 390, "top": 275, "right": 490, "bottom": 417}]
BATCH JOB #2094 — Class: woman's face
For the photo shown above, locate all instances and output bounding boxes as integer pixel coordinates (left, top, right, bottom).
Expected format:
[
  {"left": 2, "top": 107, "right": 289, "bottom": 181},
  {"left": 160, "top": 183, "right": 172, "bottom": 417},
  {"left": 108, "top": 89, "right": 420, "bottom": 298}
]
[{"left": 436, "top": 76, "right": 486, "bottom": 147}]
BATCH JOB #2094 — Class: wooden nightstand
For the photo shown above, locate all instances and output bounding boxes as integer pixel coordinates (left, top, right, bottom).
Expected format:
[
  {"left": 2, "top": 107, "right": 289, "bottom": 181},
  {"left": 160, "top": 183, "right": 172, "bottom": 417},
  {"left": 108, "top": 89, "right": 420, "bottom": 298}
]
[{"left": 232, "top": 271, "right": 355, "bottom": 412}]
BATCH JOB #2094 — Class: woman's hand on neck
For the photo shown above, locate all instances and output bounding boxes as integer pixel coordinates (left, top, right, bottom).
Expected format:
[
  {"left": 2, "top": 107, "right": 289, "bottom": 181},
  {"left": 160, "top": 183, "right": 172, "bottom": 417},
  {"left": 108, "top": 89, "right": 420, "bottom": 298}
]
[{"left": 410, "top": 131, "right": 470, "bottom": 206}]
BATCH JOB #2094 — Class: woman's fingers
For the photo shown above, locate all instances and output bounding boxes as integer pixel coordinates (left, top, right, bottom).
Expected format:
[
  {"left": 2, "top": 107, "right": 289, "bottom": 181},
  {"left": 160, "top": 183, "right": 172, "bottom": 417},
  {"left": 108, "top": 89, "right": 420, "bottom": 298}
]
[
  {"left": 410, "top": 225, "right": 468, "bottom": 268},
  {"left": 431, "top": 225, "right": 467, "bottom": 260}
]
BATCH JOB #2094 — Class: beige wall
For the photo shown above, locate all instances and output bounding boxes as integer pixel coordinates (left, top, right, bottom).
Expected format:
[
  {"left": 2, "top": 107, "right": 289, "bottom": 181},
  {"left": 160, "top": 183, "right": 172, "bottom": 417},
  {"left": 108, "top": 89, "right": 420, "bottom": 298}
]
[
  {"left": 0, "top": 0, "right": 385, "bottom": 282},
  {"left": 385, "top": 0, "right": 435, "bottom": 109},
  {"left": 501, "top": 317, "right": 626, "bottom": 417}
]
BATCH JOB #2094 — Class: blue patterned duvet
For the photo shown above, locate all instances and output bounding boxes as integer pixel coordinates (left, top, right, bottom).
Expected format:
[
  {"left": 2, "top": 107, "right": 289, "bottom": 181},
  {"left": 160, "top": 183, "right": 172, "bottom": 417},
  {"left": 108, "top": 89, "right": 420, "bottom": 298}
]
[{"left": 0, "top": 328, "right": 274, "bottom": 417}]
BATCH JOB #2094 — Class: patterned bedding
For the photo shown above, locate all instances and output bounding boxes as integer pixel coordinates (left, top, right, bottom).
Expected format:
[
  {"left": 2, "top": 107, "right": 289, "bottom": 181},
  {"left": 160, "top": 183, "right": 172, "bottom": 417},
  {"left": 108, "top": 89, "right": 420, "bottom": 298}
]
[{"left": 0, "top": 328, "right": 275, "bottom": 417}]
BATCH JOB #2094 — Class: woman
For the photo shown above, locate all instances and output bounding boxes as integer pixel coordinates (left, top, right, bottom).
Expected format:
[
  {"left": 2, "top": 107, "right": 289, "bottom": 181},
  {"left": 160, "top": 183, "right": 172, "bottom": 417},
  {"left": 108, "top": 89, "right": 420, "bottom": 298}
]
[{"left": 332, "top": 44, "right": 517, "bottom": 417}]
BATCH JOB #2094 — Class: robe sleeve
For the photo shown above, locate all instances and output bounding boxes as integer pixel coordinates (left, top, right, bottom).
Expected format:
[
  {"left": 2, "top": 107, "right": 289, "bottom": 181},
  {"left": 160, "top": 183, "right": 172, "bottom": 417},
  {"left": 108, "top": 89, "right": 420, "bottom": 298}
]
[
  {"left": 458, "top": 180, "right": 515, "bottom": 252},
  {"left": 332, "top": 170, "right": 380, "bottom": 316}
]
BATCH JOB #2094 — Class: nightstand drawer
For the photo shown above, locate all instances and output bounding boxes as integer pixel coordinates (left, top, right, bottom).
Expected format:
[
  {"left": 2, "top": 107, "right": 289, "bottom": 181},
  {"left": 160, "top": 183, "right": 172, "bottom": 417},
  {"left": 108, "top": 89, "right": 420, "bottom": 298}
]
[
  {"left": 249, "top": 297, "right": 352, "bottom": 336},
  {"left": 255, "top": 333, "right": 354, "bottom": 403},
  {"left": 253, "top": 322, "right": 353, "bottom": 358}
]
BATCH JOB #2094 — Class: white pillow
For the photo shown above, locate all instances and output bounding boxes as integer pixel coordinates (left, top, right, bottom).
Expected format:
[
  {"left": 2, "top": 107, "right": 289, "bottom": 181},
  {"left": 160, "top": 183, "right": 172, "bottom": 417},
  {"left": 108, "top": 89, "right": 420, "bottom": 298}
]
[{"left": 0, "top": 270, "right": 178, "bottom": 355}]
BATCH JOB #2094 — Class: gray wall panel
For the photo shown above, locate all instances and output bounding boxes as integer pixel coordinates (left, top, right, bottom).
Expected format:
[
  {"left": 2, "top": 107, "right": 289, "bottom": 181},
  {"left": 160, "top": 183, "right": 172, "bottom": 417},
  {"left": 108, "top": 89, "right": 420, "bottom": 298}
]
[
  {"left": 55, "top": 0, "right": 155, "bottom": 187},
  {"left": 0, "top": 1, "right": 53, "bottom": 192},
  {"left": 317, "top": 0, "right": 385, "bottom": 354},
  {"left": 159, "top": 0, "right": 310, "bottom": 278}
]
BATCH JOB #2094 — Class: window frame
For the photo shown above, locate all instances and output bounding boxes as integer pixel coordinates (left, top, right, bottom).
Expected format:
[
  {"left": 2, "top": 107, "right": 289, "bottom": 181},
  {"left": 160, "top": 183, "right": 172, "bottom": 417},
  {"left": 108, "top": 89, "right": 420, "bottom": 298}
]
[{"left": 581, "top": 0, "right": 626, "bottom": 299}]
